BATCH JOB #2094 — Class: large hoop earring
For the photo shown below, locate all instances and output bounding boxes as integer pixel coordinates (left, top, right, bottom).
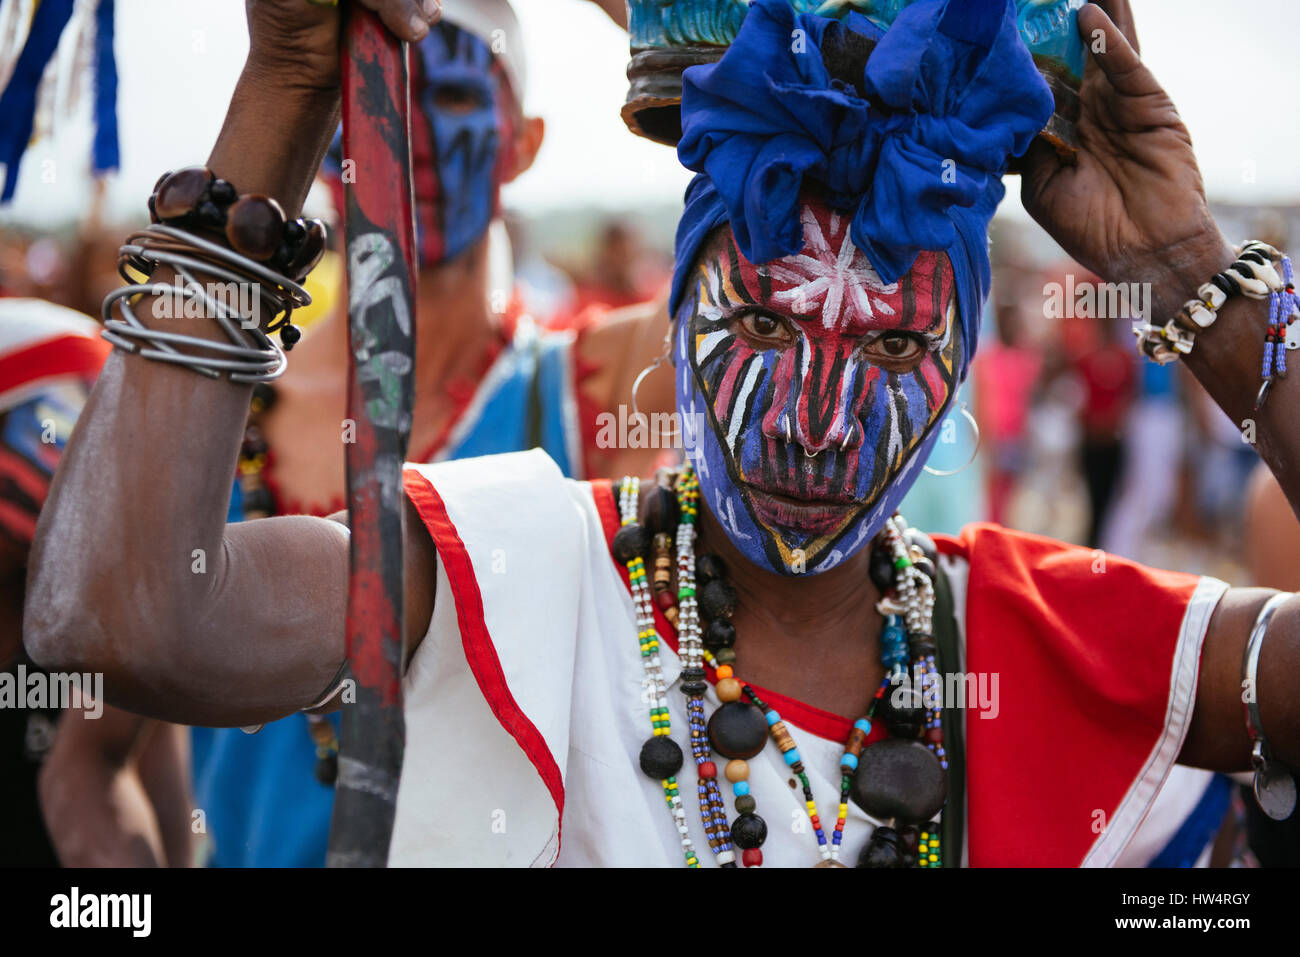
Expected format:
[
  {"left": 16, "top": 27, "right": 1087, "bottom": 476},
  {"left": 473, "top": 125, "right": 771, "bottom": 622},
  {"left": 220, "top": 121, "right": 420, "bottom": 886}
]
[
  {"left": 923, "top": 403, "right": 981, "bottom": 477},
  {"left": 631, "top": 328, "right": 679, "bottom": 441}
]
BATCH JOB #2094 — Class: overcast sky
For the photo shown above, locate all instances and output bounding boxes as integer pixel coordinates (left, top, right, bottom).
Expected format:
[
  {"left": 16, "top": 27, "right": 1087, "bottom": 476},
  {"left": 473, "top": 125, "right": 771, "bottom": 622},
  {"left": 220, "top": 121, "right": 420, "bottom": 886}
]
[{"left": 0, "top": 0, "right": 1295, "bottom": 229}]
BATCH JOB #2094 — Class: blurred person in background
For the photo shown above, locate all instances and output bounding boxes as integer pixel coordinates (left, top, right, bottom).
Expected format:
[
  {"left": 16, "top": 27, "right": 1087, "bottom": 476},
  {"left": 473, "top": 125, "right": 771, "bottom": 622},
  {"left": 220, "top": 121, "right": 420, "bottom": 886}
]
[
  {"left": 1065, "top": 277, "right": 1137, "bottom": 548},
  {"left": 0, "top": 300, "right": 194, "bottom": 867}
]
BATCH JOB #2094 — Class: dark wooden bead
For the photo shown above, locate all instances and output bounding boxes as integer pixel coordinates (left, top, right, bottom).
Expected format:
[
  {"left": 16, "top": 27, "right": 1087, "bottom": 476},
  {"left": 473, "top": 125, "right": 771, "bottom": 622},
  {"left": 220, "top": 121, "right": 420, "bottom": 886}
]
[
  {"left": 612, "top": 522, "right": 650, "bottom": 564},
  {"left": 734, "top": 794, "right": 756, "bottom": 814},
  {"left": 703, "top": 618, "right": 736, "bottom": 651},
  {"left": 698, "top": 578, "right": 738, "bottom": 621},
  {"left": 681, "top": 680, "right": 708, "bottom": 696},
  {"left": 197, "top": 201, "right": 226, "bottom": 227},
  {"left": 878, "top": 689, "right": 925, "bottom": 739},
  {"left": 899, "top": 824, "right": 920, "bottom": 852},
  {"left": 282, "top": 217, "right": 307, "bottom": 244},
  {"left": 857, "top": 825, "right": 903, "bottom": 868},
  {"left": 643, "top": 485, "right": 679, "bottom": 535},
  {"left": 850, "top": 739, "right": 947, "bottom": 824},
  {"left": 154, "top": 166, "right": 211, "bottom": 220},
  {"left": 908, "top": 638, "right": 936, "bottom": 659},
  {"left": 153, "top": 170, "right": 173, "bottom": 193},
  {"left": 638, "top": 736, "right": 684, "bottom": 779},
  {"left": 209, "top": 178, "right": 237, "bottom": 205},
  {"left": 730, "top": 812, "right": 767, "bottom": 850},
  {"left": 696, "top": 553, "right": 727, "bottom": 584},
  {"left": 869, "top": 545, "right": 896, "bottom": 592},
  {"left": 251, "top": 382, "right": 278, "bottom": 412},
  {"left": 225, "top": 194, "right": 286, "bottom": 261},
  {"left": 287, "top": 220, "right": 328, "bottom": 279},
  {"left": 314, "top": 752, "right": 338, "bottom": 785},
  {"left": 147, "top": 194, "right": 158, "bottom": 223},
  {"left": 707, "top": 701, "right": 768, "bottom": 760}
]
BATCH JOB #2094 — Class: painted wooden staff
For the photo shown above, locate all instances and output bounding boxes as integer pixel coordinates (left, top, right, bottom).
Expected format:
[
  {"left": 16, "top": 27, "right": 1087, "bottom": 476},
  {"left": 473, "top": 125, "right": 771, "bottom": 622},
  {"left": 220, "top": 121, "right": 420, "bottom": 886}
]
[{"left": 326, "top": 2, "right": 418, "bottom": 868}]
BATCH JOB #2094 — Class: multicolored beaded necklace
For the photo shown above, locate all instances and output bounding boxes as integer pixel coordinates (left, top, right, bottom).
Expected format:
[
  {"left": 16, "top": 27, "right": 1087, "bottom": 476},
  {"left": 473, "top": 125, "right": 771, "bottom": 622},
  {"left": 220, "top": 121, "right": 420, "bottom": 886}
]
[{"left": 616, "top": 465, "right": 949, "bottom": 868}]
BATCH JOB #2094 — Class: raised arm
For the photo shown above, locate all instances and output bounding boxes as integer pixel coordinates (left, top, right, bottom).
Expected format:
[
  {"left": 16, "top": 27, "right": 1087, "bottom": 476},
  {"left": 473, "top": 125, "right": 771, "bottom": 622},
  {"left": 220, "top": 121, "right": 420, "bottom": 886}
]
[
  {"left": 1019, "top": 1, "right": 1299, "bottom": 774},
  {"left": 23, "top": 0, "right": 438, "bottom": 729}
]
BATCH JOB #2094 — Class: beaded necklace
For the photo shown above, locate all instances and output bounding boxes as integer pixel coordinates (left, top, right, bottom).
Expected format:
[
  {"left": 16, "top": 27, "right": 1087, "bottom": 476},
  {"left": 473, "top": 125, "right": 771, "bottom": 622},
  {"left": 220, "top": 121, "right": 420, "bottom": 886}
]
[{"left": 616, "top": 465, "right": 949, "bottom": 868}]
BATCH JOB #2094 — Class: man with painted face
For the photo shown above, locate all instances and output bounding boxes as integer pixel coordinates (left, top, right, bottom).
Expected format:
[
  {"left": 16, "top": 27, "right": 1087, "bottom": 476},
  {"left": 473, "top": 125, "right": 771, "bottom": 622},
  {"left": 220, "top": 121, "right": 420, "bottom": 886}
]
[{"left": 26, "top": 0, "right": 1300, "bottom": 866}]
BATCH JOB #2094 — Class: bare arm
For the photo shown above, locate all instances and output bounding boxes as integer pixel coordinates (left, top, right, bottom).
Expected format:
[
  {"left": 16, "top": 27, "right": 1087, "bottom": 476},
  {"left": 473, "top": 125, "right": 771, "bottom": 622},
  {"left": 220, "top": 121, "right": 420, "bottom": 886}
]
[
  {"left": 39, "top": 709, "right": 196, "bottom": 867},
  {"left": 23, "top": 1, "right": 437, "bottom": 728}
]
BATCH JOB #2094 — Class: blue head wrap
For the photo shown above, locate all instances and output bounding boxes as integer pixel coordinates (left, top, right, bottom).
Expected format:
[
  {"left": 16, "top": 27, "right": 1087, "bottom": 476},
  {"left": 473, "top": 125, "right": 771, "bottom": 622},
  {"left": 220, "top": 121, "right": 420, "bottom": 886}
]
[{"left": 671, "top": 0, "right": 1054, "bottom": 374}]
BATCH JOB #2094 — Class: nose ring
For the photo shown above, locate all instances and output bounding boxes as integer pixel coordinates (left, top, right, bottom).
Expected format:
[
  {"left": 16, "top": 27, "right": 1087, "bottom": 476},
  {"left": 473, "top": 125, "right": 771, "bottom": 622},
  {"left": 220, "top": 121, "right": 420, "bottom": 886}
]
[
  {"left": 784, "top": 415, "right": 792, "bottom": 444},
  {"left": 840, "top": 422, "right": 856, "bottom": 453}
]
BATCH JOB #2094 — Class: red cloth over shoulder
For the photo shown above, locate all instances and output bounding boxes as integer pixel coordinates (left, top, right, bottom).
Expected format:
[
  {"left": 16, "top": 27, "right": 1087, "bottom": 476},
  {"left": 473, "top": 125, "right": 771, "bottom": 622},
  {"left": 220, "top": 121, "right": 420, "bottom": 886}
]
[{"left": 932, "top": 523, "right": 1217, "bottom": 866}]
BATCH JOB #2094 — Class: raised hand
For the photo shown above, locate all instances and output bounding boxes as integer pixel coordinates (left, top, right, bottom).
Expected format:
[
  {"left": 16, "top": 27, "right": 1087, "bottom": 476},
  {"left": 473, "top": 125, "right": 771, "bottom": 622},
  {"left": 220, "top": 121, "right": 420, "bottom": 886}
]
[
  {"left": 245, "top": 0, "right": 441, "bottom": 92},
  {"left": 1018, "top": 0, "right": 1233, "bottom": 314}
]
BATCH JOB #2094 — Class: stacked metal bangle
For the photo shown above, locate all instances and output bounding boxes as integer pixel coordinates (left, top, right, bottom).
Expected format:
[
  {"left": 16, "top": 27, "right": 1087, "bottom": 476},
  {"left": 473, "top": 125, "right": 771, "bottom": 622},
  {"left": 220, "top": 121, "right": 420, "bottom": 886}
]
[
  {"left": 101, "top": 223, "right": 311, "bottom": 382},
  {"left": 1134, "top": 240, "right": 1287, "bottom": 365}
]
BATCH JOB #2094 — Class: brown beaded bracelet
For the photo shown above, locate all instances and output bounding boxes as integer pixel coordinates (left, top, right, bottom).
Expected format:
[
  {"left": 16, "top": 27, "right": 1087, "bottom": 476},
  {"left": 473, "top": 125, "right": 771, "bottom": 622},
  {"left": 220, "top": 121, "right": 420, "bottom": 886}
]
[{"left": 149, "top": 166, "right": 327, "bottom": 286}]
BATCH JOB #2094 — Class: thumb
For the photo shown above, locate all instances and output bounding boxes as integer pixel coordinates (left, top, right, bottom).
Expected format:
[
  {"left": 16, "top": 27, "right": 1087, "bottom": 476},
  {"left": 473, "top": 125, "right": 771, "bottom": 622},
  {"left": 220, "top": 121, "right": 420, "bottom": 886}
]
[{"left": 1078, "top": 3, "right": 1161, "bottom": 98}]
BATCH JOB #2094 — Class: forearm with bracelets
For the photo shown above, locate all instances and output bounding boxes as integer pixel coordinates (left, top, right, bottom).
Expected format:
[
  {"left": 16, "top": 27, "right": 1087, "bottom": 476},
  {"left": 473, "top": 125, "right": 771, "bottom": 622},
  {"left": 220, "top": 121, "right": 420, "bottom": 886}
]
[{"left": 23, "top": 68, "right": 352, "bottom": 724}]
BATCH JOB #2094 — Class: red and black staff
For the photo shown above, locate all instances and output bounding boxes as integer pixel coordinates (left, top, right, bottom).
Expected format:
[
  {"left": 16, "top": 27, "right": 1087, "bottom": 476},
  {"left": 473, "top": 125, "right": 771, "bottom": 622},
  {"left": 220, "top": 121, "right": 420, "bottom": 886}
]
[{"left": 327, "top": 2, "right": 418, "bottom": 868}]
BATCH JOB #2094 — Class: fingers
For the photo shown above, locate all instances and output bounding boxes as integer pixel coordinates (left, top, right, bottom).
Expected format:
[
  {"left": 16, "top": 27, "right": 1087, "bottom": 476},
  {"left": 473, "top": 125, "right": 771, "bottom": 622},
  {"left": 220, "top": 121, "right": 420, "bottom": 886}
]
[
  {"left": 1093, "top": 0, "right": 1139, "bottom": 55},
  {"left": 363, "top": 0, "right": 440, "bottom": 43},
  {"left": 1078, "top": 3, "right": 1161, "bottom": 98}
]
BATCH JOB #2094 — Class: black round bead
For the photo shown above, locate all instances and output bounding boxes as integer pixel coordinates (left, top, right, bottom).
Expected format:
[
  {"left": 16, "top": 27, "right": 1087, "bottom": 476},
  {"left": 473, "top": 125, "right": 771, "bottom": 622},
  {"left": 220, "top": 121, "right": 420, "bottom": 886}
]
[
  {"left": 681, "top": 680, "right": 708, "bottom": 696},
  {"left": 612, "top": 522, "right": 650, "bottom": 564},
  {"left": 707, "top": 701, "right": 768, "bottom": 760},
  {"left": 282, "top": 217, "right": 307, "bottom": 244},
  {"left": 696, "top": 553, "right": 727, "bottom": 585},
  {"left": 857, "top": 826, "right": 902, "bottom": 868},
  {"left": 638, "top": 735, "right": 684, "bottom": 779},
  {"left": 314, "top": 753, "right": 338, "bottom": 785},
  {"left": 703, "top": 618, "right": 736, "bottom": 651},
  {"left": 251, "top": 381, "right": 278, "bottom": 412},
  {"left": 730, "top": 812, "right": 767, "bottom": 849},
  {"left": 869, "top": 545, "right": 896, "bottom": 592},
  {"left": 643, "top": 485, "right": 680, "bottom": 535},
  {"left": 209, "top": 178, "right": 237, "bottom": 205},
  {"left": 698, "top": 578, "right": 738, "bottom": 621},
  {"left": 850, "top": 739, "right": 947, "bottom": 824},
  {"left": 279, "top": 324, "right": 302, "bottom": 349},
  {"left": 197, "top": 200, "right": 226, "bottom": 227},
  {"left": 877, "top": 687, "right": 926, "bottom": 739},
  {"left": 271, "top": 242, "right": 295, "bottom": 268}
]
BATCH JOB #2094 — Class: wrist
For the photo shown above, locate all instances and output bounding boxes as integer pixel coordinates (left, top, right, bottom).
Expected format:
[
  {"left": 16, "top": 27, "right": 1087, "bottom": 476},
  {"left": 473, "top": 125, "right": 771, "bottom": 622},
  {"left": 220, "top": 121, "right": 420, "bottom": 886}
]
[
  {"left": 1141, "top": 229, "right": 1236, "bottom": 320},
  {"left": 207, "top": 62, "right": 341, "bottom": 217}
]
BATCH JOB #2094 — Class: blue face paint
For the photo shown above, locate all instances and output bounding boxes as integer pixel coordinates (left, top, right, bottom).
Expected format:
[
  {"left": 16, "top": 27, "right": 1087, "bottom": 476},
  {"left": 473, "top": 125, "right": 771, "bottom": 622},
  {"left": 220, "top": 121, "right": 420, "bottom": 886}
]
[
  {"left": 412, "top": 22, "right": 502, "bottom": 264},
  {"left": 675, "top": 202, "right": 962, "bottom": 576},
  {"left": 324, "top": 21, "right": 509, "bottom": 267}
]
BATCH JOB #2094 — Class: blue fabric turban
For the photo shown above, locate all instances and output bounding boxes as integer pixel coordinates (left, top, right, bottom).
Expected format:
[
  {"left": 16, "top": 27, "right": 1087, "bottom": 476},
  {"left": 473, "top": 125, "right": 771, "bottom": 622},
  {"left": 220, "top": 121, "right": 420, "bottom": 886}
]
[{"left": 671, "top": 0, "right": 1054, "bottom": 373}]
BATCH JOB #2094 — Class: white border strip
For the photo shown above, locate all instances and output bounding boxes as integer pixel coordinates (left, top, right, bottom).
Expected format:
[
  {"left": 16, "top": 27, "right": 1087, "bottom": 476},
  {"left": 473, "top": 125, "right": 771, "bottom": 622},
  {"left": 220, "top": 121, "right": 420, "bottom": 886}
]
[{"left": 1081, "top": 575, "right": 1230, "bottom": 867}]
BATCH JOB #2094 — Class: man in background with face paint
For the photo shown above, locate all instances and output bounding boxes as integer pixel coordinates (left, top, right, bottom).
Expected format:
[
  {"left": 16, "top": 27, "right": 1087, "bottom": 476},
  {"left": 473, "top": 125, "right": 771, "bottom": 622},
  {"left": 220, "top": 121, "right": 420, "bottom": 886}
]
[
  {"left": 27, "top": 0, "right": 1300, "bottom": 866},
  {"left": 35, "top": 0, "right": 676, "bottom": 868}
]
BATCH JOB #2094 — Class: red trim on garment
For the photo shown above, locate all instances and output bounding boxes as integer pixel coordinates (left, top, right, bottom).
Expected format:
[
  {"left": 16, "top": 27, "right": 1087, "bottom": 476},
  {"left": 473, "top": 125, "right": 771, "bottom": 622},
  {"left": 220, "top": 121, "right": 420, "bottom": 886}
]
[
  {"left": 0, "top": 334, "right": 108, "bottom": 405},
  {"left": 402, "top": 467, "right": 565, "bottom": 858},
  {"left": 591, "top": 479, "right": 889, "bottom": 747}
]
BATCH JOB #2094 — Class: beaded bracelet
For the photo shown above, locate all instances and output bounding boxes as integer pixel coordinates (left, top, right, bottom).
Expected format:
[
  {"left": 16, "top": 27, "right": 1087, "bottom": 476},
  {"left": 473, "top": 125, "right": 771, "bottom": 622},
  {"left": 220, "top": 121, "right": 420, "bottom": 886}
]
[
  {"left": 1134, "top": 240, "right": 1287, "bottom": 367},
  {"left": 150, "top": 167, "right": 328, "bottom": 286}
]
